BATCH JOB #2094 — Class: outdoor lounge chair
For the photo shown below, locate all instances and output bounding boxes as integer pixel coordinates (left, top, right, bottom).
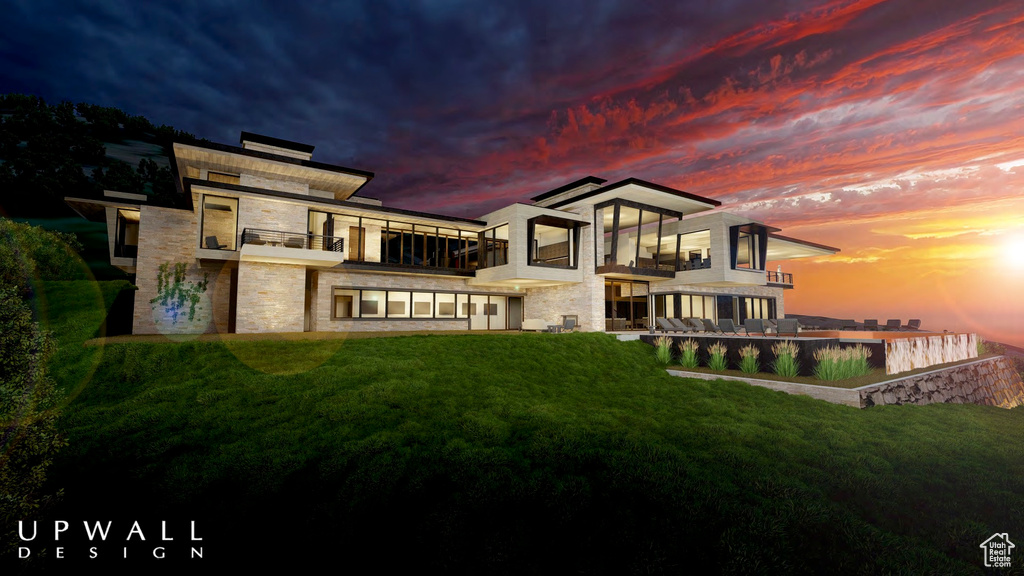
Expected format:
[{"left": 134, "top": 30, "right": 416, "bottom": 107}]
[
  {"left": 743, "top": 318, "right": 767, "bottom": 337},
  {"left": 701, "top": 319, "right": 724, "bottom": 334},
  {"left": 685, "top": 318, "right": 706, "bottom": 332},
  {"left": 775, "top": 318, "right": 799, "bottom": 337},
  {"left": 863, "top": 319, "right": 878, "bottom": 331},
  {"left": 656, "top": 318, "right": 687, "bottom": 333},
  {"left": 718, "top": 319, "right": 746, "bottom": 335},
  {"left": 884, "top": 319, "right": 901, "bottom": 331},
  {"left": 668, "top": 318, "right": 694, "bottom": 332},
  {"left": 903, "top": 319, "right": 921, "bottom": 331},
  {"left": 561, "top": 317, "right": 578, "bottom": 333}
]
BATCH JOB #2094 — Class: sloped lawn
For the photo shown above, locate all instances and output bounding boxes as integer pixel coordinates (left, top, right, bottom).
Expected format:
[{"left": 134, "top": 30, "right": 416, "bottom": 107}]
[{"left": 31, "top": 281, "right": 1024, "bottom": 573}]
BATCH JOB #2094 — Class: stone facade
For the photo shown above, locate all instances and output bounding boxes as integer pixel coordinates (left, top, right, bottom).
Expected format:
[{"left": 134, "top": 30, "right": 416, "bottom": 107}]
[
  {"left": 133, "top": 205, "right": 232, "bottom": 335},
  {"left": 235, "top": 261, "right": 306, "bottom": 333}
]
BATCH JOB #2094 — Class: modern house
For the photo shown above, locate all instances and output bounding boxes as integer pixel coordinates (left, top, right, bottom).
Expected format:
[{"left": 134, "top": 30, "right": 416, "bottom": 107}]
[{"left": 66, "top": 132, "right": 838, "bottom": 335}]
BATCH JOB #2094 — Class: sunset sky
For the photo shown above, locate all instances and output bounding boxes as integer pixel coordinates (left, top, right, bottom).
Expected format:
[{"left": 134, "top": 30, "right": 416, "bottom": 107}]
[{"left": 3, "top": 0, "right": 1023, "bottom": 346}]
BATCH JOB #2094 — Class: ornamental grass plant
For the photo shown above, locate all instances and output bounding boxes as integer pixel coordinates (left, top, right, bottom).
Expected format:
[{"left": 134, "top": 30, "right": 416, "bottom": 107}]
[
  {"left": 813, "top": 345, "right": 872, "bottom": 380},
  {"left": 707, "top": 342, "right": 728, "bottom": 371},
  {"left": 653, "top": 335, "right": 674, "bottom": 365},
  {"left": 738, "top": 344, "right": 760, "bottom": 374},
  {"left": 771, "top": 340, "right": 800, "bottom": 378},
  {"left": 677, "top": 339, "right": 700, "bottom": 369}
]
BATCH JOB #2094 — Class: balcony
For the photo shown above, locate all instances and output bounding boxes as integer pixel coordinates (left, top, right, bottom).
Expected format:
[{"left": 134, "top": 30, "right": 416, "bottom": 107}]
[
  {"left": 239, "top": 227, "right": 346, "bottom": 266},
  {"left": 766, "top": 270, "right": 794, "bottom": 287}
]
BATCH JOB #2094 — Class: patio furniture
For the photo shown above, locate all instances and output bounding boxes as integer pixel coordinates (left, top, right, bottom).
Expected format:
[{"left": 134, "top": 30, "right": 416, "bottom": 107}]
[
  {"left": 685, "top": 318, "right": 706, "bottom": 332},
  {"left": 561, "top": 317, "right": 578, "bottom": 333},
  {"left": 884, "top": 319, "right": 901, "bottom": 331},
  {"left": 718, "top": 319, "right": 746, "bottom": 335},
  {"left": 776, "top": 318, "right": 799, "bottom": 337},
  {"left": 767, "top": 319, "right": 778, "bottom": 333},
  {"left": 521, "top": 319, "right": 548, "bottom": 332},
  {"left": 701, "top": 319, "right": 724, "bottom": 334},
  {"left": 668, "top": 318, "right": 694, "bottom": 332},
  {"left": 284, "top": 236, "right": 305, "bottom": 249},
  {"left": 657, "top": 318, "right": 687, "bottom": 333},
  {"left": 863, "top": 319, "right": 878, "bottom": 331},
  {"left": 903, "top": 319, "right": 921, "bottom": 331},
  {"left": 744, "top": 318, "right": 767, "bottom": 337}
]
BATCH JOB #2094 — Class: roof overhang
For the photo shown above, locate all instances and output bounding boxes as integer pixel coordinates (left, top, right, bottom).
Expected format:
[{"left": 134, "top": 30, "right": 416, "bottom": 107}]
[
  {"left": 64, "top": 197, "right": 144, "bottom": 222},
  {"left": 172, "top": 141, "right": 373, "bottom": 202},
  {"left": 766, "top": 233, "right": 840, "bottom": 260},
  {"left": 550, "top": 178, "right": 721, "bottom": 215}
]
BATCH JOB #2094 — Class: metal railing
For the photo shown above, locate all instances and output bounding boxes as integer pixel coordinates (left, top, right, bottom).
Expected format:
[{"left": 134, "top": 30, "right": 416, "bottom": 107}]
[
  {"left": 241, "top": 228, "right": 344, "bottom": 252},
  {"left": 766, "top": 270, "right": 793, "bottom": 285}
]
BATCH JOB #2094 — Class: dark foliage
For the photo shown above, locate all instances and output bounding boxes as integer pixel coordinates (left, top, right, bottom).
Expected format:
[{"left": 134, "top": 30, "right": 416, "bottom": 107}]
[{"left": 0, "top": 93, "right": 203, "bottom": 217}]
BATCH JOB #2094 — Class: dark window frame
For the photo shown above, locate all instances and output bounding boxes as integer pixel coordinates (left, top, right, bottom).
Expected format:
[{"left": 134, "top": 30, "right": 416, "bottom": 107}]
[
  {"left": 527, "top": 215, "right": 581, "bottom": 270},
  {"left": 199, "top": 194, "right": 240, "bottom": 251}
]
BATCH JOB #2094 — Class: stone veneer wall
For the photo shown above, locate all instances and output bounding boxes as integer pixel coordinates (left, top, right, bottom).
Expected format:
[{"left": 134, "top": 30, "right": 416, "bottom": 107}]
[
  {"left": 235, "top": 261, "right": 306, "bottom": 333},
  {"left": 883, "top": 333, "right": 977, "bottom": 375},
  {"left": 240, "top": 173, "right": 309, "bottom": 195},
  {"left": 860, "top": 356, "right": 1024, "bottom": 408},
  {"left": 133, "top": 205, "right": 232, "bottom": 335},
  {"left": 237, "top": 195, "right": 308, "bottom": 237}
]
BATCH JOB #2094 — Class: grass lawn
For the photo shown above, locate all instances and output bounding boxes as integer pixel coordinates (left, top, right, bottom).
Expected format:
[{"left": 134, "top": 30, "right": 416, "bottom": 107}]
[{"left": 24, "top": 280, "right": 1024, "bottom": 573}]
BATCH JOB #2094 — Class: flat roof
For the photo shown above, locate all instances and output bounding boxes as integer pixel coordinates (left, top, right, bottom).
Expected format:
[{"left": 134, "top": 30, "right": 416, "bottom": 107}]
[
  {"left": 184, "top": 178, "right": 486, "bottom": 227},
  {"left": 767, "top": 232, "right": 840, "bottom": 259},
  {"left": 530, "top": 176, "right": 607, "bottom": 202},
  {"left": 549, "top": 177, "right": 721, "bottom": 214},
  {"left": 239, "top": 131, "right": 316, "bottom": 154}
]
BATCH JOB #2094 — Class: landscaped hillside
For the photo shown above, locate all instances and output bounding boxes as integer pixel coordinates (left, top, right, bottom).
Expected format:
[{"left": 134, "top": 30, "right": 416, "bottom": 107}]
[{"left": 29, "top": 280, "right": 1024, "bottom": 573}]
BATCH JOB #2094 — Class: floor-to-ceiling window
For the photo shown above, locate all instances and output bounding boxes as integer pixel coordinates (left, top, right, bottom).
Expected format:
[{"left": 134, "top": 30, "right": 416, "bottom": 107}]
[{"left": 605, "top": 280, "right": 650, "bottom": 331}]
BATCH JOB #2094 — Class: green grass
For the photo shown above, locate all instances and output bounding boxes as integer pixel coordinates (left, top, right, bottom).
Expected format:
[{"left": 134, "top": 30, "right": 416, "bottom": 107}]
[{"left": 33, "top": 280, "right": 1024, "bottom": 573}]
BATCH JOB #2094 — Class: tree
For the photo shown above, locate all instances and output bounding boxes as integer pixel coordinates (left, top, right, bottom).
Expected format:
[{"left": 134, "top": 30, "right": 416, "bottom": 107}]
[{"left": 0, "top": 285, "right": 66, "bottom": 556}]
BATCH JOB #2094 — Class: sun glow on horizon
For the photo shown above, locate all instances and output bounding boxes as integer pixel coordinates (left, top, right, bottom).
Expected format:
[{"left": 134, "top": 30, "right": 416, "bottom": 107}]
[{"left": 1003, "top": 233, "right": 1024, "bottom": 269}]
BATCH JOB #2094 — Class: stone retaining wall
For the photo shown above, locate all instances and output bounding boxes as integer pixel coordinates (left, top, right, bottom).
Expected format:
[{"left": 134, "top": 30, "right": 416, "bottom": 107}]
[
  {"left": 860, "top": 356, "right": 1023, "bottom": 408},
  {"left": 667, "top": 356, "right": 1023, "bottom": 409}
]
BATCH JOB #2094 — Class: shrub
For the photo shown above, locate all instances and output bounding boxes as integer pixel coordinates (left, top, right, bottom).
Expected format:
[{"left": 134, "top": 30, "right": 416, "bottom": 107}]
[
  {"left": 677, "top": 339, "right": 700, "bottom": 369},
  {"left": 738, "top": 344, "right": 760, "bottom": 374},
  {"left": 707, "top": 342, "right": 728, "bottom": 371},
  {"left": 813, "top": 345, "right": 872, "bottom": 380},
  {"left": 653, "top": 336, "right": 674, "bottom": 365},
  {"left": 0, "top": 285, "right": 66, "bottom": 554},
  {"left": 771, "top": 341, "right": 800, "bottom": 378},
  {"left": 0, "top": 218, "right": 85, "bottom": 299}
]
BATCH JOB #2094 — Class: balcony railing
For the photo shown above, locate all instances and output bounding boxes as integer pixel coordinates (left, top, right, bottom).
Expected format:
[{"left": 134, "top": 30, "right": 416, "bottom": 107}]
[
  {"left": 241, "top": 228, "right": 344, "bottom": 252},
  {"left": 766, "top": 270, "right": 793, "bottom": 285}
]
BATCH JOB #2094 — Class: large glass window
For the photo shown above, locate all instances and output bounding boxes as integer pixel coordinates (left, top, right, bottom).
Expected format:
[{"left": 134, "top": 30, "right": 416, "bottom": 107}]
[
  {"left": 478, "top": 224, "right": 509, "bottom": 269},
  {"left": 528, "top": 216, "right": 579, "bottom": 268},
  {"left": 200, "top": 195, "right": 238, "bottom": 250},
  {"left": 730, "top": 225, "right": 767, "bottom": 271},
  {"left": 331, "top": 288, "right": 512, "bottom": 330},
  {"left": 676, "top": 230, "right": 712, "bottom": 271},
  {"left": 600, "top": 201, "right": 678, "bottom": 270}
]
